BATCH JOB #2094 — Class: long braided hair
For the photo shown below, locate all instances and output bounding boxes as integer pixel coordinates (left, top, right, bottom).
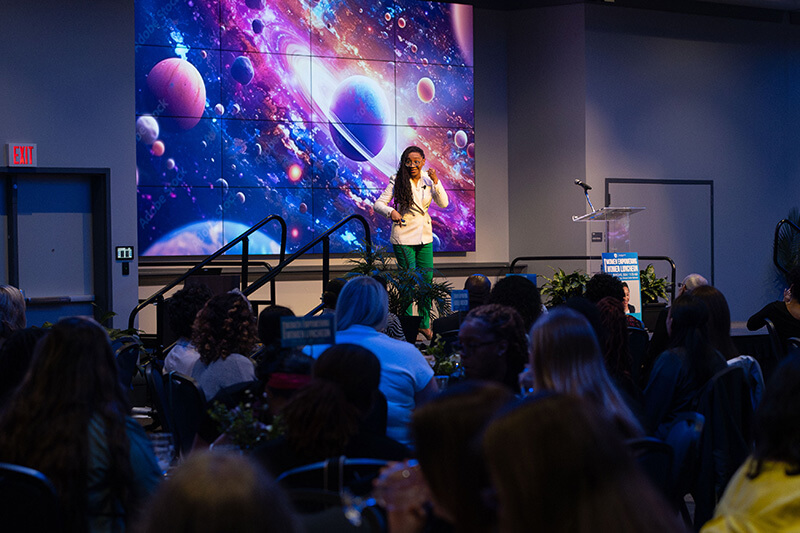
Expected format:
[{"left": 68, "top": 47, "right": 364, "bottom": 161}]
[{"left": 392, "top": 145, "right": 425, "bottom": 214}]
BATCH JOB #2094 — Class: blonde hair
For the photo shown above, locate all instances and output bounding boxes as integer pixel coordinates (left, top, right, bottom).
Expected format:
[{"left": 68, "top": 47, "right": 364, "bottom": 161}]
[{"left": 529, "top": 307, "right": 641, "bottom": 438}]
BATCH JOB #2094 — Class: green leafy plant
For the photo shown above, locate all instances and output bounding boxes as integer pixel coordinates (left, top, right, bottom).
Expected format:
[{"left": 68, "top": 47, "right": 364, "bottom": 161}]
[
  {"left": 208, "top": 390, "right": 283, "bottom": 450},
  {"left": 422, "top": 334, "right": 461, "bottom": 376},
  {"left": 639, "top": 264, "right": 669, "bottom": 304},
  {"left": 540, "top": 268, "right": 590, "bottom": 307},
  {"left": 345, "top": 244, "right": 453, "bottom": 321}
]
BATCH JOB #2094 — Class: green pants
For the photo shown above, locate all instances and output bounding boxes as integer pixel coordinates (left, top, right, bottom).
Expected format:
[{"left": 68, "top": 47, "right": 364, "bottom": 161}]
[{"left": 393, "top": 243, "right": 434, "bottom": 329}]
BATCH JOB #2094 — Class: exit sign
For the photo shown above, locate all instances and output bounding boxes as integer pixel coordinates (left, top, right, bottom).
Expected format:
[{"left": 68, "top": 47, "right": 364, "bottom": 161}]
[{"left": 6, "top": 143, "right": 37, "bottom": 167}]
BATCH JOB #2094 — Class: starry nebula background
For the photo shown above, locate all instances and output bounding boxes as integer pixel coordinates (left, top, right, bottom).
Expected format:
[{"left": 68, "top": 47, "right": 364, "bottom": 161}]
[{"left": 135, "top": 0, "right": 474, "bottom": 256}]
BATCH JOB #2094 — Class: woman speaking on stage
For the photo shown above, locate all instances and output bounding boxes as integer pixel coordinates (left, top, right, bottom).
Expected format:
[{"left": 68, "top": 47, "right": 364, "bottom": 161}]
[{"left": 373, "top": 146, "right": 449, "bottom": 340}]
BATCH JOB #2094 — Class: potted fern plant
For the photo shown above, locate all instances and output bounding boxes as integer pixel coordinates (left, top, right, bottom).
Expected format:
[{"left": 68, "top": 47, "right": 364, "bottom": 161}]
[
  {"left": 346, "top": 244, "right": 452, "bottom": 341},
  {"left": 540, "top": 268, "right": 591, "bottom": 308},
  {"left": 639, "top": 264, "right": 669, "bottom": 331}
]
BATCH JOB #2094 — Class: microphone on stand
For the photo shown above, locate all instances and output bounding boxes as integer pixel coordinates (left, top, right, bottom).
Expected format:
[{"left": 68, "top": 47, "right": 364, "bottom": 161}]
[
  {"left": 574, "top": 179, "right": 592, "bottom": 191},
  {"left": 574, "top": 179, "right": 595, "bottom": 213}
]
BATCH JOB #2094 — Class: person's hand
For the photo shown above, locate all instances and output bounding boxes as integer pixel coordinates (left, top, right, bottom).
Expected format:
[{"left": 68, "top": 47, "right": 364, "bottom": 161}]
[
  {"left": 427, "top": 167, "right": 438, "bottom": 184},
  {"left": 390, "top": 210, "right": 403, "bottom": 223},
  {"left": 374, "top": 460, "right": 430, "bottom": 533},
  {"left": 518, "top": 365, "right": 534, "bottom": 397}
]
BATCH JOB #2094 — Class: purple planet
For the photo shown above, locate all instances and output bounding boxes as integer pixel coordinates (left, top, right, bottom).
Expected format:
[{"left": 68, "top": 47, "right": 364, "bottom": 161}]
[
  {"left": 328, "top": 75, "right": 390, "bottom": 161},
  {"left": 146, "top": 58, "right": 206, "bottom": 130}
]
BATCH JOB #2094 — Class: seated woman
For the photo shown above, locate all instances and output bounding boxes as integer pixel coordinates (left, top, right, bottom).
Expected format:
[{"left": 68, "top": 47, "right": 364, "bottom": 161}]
[
  {"left": 528, "top": 307, "right": 642, "bottom": 438},
  {"left": 0, "top": 326, "right": 47, "bottom": 405},
  {"left": 747, "top": 265, "right": 800, "bottom": 353},
  {"left": 191, "top": 290, "right": 258, "bottom": 402},
  {"left": 163, "top": 283, "right": 213, "bottom": 375},
  {"left": 644, "top": 293, "right": 727, "bottom": 436},
  {"left": 253, "top": 304, "right": 296, "bottom": 378},
  {"left": 138, "top": 451, "right": 302, "bottom": 533},
  {"left": 0, "top": 284, "right": 26, "bottom": 350},
  {"left": 694, "top": 286, "right": 739, "bottom": 361},
  {"left": 595, "top": 296, "right": 645, "bottom": 421},
  {"left": 253, "top": 344, "right": 409, "bottom": 477},
  {"left": 307, "top": 276, "right": 437, "bottom": 445},
  {"left": 457, "top": 304, "right": 527, "bottom": 391},
  {"left": 0, "top": 317, "right": 162, "bottom": 531},
  {"left": 375, "top": 381, "right": 513, "bottom": 533},
  {"left": 482, "top": 394, "right": 684, "bottom": 533},
  {"left": 701, "top": 352, "right": 800, "bottom": 532}
]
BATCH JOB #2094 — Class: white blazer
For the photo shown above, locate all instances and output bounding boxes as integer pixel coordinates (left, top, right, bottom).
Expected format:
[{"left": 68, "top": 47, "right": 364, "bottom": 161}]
[{"left": 373, "top": 172, "right": 449, "bottom": 246}]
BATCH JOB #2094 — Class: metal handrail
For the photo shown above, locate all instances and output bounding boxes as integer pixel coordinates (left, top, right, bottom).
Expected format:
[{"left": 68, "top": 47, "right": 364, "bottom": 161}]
[
  {"left": 509, "top": 255, "right": 677, "bottom": 304},
  {"left": 773, "top": 218, "right": 800, "bottom": 276},
  {"left": 128, "top": 214, "right": 287, "bottom": 336},
  {"left": 242, "top": 214, "right": 372, "bottom": 297}
]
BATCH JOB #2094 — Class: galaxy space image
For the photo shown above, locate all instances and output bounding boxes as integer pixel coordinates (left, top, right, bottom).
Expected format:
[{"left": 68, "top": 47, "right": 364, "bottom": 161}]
[{"left": 135, "top": 0, "right": 474, "bottom": 256}]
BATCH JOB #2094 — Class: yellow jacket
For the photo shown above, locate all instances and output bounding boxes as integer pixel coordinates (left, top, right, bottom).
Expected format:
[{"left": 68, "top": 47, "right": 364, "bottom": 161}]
[{"left": 701, "top": 457, "right": 800, "bottom": 533}]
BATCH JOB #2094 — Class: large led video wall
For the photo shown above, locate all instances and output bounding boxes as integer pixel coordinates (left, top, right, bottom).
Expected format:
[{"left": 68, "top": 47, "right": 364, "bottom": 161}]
[{"left": 135, "top": 0, "right": 474, "bottom": 255}]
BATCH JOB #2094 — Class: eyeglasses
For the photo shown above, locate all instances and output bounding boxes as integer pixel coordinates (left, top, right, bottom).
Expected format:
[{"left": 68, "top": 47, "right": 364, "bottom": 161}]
[
  {"left": 404, "top": 160, "right": 424, "bottom": 168},
  {"left": 453, "top": 340, "right": 496, "bottom": 353}
]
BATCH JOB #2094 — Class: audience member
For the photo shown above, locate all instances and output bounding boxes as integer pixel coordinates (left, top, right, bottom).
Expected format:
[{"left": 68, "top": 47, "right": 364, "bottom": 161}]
[
  {"left": 136, "top": 451, "right": 302, "bottom": 533},
  {"left": 701, "top": 352, "right": 800, "bottom": 532},
  {"left": 585, "top": 272, "right": 645, "bottom": 329},
  {"left": 0, "top": 284, "right": 26, "bottom": 350},
  {"left": 0, "top": 326, "right": 47, "bottom": 405},
  {"left": 163, "top": 283, "right": 213, "bottom": 375},
  {"left": 320, "top": 278, "right": 346, "bottom": 315},
  {"left": 457, "top": 304, "right": 527, "bottom": 391},
  {"left": 308, "top": 276, "right": 437, "bottom": 445},
  {"left": 528, "top": 307, "right": 642, "bottom": 438},
  {"left": 374, "top": 274, "right": 406, "bottom": 341},
  {"left": 648, "top": 273, "right": 709, "bottom": 361},
  {"left": 253, "top": 304, "right": 295, "bottom": 380},
  {"left": 0, "top": 317, "right": 161, "bottom": 531},
  {"left": 191, "top": 291, "right": 258, "bottom": 402},
  {"left": 482, "top": 394, "right": 685, "bottom": 533},
  {"left": 412, "top": 382, "right": 512, "bottom": 533},
  {"left": 747, "top": 264, "right": 800, "bottom": 352},
  {"left": 643, "top": 293, "right": 727, "bottom": 436},
  {"left": 253, "top": 344, "right": 409, "bottom": 477},
  {"left": 692, "top": 285, "right": 739, "bottom": 361},
  {"left": 595, "top": 296, "right": 644, "bottom": 420},
  {"left": 488, "top": 275, "right": 543, "bottom": 331},
  {"left": 375, "top": 382, "right": 513, "bottom": 533},
  {"left": 432, "top": 273, "right": 492, "bottom": 338},
  {"left": 262, "top": 350, "right": 314, "bottom": 416}
]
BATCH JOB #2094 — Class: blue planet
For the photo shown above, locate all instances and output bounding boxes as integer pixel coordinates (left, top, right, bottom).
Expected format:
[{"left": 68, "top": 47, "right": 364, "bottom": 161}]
[
  {"left": 143, "top": 220, "right": 281, "bottom": 256},
  {"left": 328, "top": 75, "right": 390, "bottom": 161},
  {"left": 231, "top": 56, "right": 255, "bottom": 85}
]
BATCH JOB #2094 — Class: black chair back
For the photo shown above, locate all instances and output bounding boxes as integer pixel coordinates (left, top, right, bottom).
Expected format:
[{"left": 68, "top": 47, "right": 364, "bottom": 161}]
[
  {"left": 627, "top": 437, "right": 674, "bottom": 505},
  {"left": 0, "top": 462, "right": 62, "bottom": 533},
  {"left": 113, "top": 336, "right": 141, "bottom": 392},
  {"left": 166, "top": 372, "right": 207, "bottom": 456},
  {"left": 628, "top": 326, "right": 650, "bottom": 388},
  {"left": 145, "top": 360, "right": 172, "bottom": 433},
  {"left": 691, "top": 365, "right": 754, "bottom": 528},
  {"left": 277, "top": 457, "right": 388, "bottom": 497},
  {"left": 764, "top": 318, "right": 785, "bottom": 362}
]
